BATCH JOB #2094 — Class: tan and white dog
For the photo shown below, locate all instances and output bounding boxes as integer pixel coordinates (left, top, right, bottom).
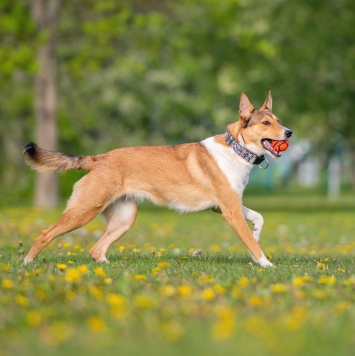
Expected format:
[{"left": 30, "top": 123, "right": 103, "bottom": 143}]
[{"left": 23, "top": 92, "right": 292, "bottom": 267}]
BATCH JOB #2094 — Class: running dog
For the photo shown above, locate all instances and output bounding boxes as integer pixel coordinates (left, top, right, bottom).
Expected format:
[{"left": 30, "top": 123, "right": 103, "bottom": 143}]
[{"left": 23, "top": 92, "right": 292, "bottom": 267}]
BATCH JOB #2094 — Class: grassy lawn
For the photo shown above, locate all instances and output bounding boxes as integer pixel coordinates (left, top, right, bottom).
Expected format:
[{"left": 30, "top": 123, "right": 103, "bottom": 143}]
[{"left": 0, "top": 198, "right": 355, "bottom": 356}]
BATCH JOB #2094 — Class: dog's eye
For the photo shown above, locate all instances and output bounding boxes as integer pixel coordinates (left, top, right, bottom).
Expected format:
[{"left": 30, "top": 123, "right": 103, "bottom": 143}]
[{"left": 262, "top": 121, "right": 270, "bottom": 126}]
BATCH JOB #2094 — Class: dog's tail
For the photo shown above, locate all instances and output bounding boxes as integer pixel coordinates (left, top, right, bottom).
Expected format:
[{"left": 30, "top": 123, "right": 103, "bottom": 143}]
[{"left": 23, "top": 142, "right": 94, "bottom": 173}]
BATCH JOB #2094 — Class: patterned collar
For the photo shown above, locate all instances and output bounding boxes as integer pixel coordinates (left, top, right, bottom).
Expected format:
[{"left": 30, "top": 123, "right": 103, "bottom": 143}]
[{"left": 225, "top": 132, "right": 266, "bottom": 165}]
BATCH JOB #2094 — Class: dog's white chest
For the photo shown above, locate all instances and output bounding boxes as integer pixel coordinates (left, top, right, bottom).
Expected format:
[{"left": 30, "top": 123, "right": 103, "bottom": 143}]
[{"left": 202, "top": 137, "right": 253, "bottom": 197}]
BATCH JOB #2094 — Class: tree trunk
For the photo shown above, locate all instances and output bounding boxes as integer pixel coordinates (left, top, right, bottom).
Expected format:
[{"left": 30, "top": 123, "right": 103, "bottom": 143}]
[{"left": 31, "top": 0, "right": 61, "bottom": 208}]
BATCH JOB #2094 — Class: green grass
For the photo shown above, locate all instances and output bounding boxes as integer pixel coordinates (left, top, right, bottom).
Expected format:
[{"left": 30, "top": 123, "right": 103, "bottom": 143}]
[{"left": 0, "top": 199, "right": 355, "bottom": 356}]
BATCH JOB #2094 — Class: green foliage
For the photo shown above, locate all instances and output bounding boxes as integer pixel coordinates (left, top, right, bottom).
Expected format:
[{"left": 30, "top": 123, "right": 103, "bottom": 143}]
[{"left": 1, "top": 0, "right": 355, "bottom": 199}]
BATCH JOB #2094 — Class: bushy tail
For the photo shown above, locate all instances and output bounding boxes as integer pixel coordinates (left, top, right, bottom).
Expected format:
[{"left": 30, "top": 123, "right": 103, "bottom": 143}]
[{"left": 23, "top": 142, "right": 94, "bottom": 173}]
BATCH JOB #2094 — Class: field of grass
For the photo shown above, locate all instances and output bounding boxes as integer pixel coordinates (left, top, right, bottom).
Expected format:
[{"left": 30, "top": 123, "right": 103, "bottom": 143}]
[{"left": 1, "top": 197, "right": 355, "bottom": 356}]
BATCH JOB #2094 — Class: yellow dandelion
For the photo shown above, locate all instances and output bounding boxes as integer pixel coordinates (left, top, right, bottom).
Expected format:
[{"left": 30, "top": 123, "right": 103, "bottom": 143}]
[
  {"left": 133, "top": 274, "right": 147, "bottom": 281},
  {"left": 157, "top": 262, "right": 170, "bottom": 269},
  {"left": 178, "top": 285, "right": 193, "bottom": 298},
  {"left": 64, "top": 268, "right": 81, "bottom": 283},
  {"left": 270, "top": 283, "right": 288, "bottom": 294},
  {"left": 213, "top": 284, "right": 227, "bottom": 295},
  {"left": 249, "top": 295, "right": 264, "bottom": 307},
  {"left": 15, "top": 294, "right": 28, "bottom": 307},
  {"left": 87, "top": 316, "right": 106, "bottom": 332},
  {"left": 62, "top": 242, "right": 71, "bottom": 249},
  {"left": 34, "top": 268, "right": 43, "bottom": 276},
  {"left": 135, "top": 295, "right": 157, "bottom": 309},
  {"left": 104, "top": 278, "right": 113, "bottom": 284},
  {"left": 78, "top": 265, "right": 88, "bottom": 274},
  {"left": 89, "top": 286, "right": 104, "bottom": 300},
  {"left": 67, "top": 260, "right": 75, "bottom": 265},
  {"left": 151, "top": 267, "right": 161, "bottom": 276},
  {"left": 2, "top": 279, "right": 14, "bottom": 290},
  {"left": 202, "top": 288, "right": 215, "bottom": 301},
  {"left": 337, "top": 268, "right": 345, "bottom": 273},
  {"left": 238, "top": 276, "right": 249, "bottom": 288},
  {"left": 159, "top": 285, "right": 176, "bottom": 297},
  {"left": 94, "top": 267, "right": 106, "bottom": 278},
  {"left": 118, "top": 245, "right": 126, "bottom": 252},
  {"left": 317, "top": 262, "right": 326, "bottom": 271},
  {"left": 318, "top": 275, "right": 335, "bottom": 285},
  {"left": 56, "top": 263, "right": 67, "bottom": 271},
  {"left": 199, "top": 274, "right": 214, "bottom": 284},
  {"left": 293, "top": 277, "right": 304, "bottom": 288},
  {"left": 106, "top": 293, "right": 126, "bottom": 308},
  {"left": 343, "top": 277, "right": 355, "bottom": 286}
]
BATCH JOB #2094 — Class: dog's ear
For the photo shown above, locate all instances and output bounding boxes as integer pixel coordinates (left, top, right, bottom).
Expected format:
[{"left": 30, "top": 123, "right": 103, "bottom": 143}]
[
  {"left": 239, "top": 93, "right": 255, "bottom": 122},
  {"left": 260, "top": 91, "right": 272, "bottom": 111}
]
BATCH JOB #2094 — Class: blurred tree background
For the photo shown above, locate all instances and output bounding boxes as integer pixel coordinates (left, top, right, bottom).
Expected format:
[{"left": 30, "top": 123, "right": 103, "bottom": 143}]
[{"left": 0, "top": 0, "right": 354, "bottom": 205}]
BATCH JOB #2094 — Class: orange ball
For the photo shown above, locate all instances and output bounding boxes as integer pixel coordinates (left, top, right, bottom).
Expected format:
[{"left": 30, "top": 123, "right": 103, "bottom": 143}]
[{"left": 272, "top": 140, "right": 289, "bottom": 152}]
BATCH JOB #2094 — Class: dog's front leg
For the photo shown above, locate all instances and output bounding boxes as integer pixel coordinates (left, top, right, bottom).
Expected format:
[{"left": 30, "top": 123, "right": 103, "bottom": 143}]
[
  {"left": 242, "top": 206, "right": 264, "bottom": 242},
  {"left": 218, "top": 198, "right": 273, "bottom": 267}
]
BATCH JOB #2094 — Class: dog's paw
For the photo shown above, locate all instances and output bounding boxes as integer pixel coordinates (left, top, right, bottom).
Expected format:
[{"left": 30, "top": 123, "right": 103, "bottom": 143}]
[
  {"left": 23, "top": 256, "right": 33, "bottom": 265},
  {"left": 253, "top": 253, "right": 274, "bottom": 268}
]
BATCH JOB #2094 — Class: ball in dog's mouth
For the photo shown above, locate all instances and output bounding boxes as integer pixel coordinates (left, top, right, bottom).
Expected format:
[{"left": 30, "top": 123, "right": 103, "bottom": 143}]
[{"left": 261, "top": 139, "right": 289, "bottom": 157}]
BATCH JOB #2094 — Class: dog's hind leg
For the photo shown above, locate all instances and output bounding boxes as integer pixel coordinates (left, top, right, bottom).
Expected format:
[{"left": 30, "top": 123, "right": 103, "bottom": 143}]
[
  {"left": 90, "top": 198, "right": 138, "bottom": 263},
  {"left": 24, "top": 173, "right": 114, "bottom": 263},
  {"left": 242, "top": 206, "right": 264, "bottom": 242}
]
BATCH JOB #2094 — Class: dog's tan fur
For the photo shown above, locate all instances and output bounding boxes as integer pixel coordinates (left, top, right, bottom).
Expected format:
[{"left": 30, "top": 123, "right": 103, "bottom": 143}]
[{"left": 23, "top": 92, "right": 291, "bottom": 267}]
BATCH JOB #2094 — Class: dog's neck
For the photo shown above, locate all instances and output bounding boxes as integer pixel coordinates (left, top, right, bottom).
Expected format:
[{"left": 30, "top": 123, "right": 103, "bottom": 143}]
[{"left": 225, "top": 131, "right": 265, "bottom": 166}]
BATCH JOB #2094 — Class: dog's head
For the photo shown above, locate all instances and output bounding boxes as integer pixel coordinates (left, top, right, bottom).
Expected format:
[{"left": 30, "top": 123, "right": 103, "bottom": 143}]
[{"left": 227, "top": 92, "right": 292, "bottom": 158}]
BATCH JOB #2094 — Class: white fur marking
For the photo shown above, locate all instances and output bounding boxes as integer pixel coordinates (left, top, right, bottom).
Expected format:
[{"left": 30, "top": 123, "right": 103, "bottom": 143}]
[
  {"left": 201, "top": 137, "right": 253, "bottom": 197},
  {"left": 254, "top": 253, "right": 274, "bottom": 267},
  {"left": 242, "top": 206, "right": 264, "bottom": 242}
]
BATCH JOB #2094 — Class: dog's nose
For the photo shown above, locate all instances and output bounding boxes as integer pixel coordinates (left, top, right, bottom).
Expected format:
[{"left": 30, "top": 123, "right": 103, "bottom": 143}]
[{"left": 285, "top": 129, "right": 292, "bottom": 138}]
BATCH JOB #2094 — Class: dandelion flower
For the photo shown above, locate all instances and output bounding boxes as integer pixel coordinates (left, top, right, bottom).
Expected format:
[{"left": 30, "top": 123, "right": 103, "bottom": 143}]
[
  {"left": 157, "top": 262, "right": 170, "bottom": 269},
  {"left": 135, "top": 295, "right": 157, "bottom": 309},
  {"left": 178, "top": 285, "right": 193, "bottom": 298},
  {"left": 2, "top": 279, "right": 14, "bottom": 289},
  {"left": 202, "top": 288, "right": 215, "bottom": 301},
  {"left": 64, "top": 268, "right": 81, "bottom": 283},
  {"left": 87, "top": 316, "right": 106, "bottom": 332},
  {"left": 317, "top": 262, "right": 326, "bottom": 271},
  {"left": 94, "top": 267, "right": 106, "bottom": 278},
  {"left": 270, "top": 283, "right": 288, "bottom": 294},
  {"left": 56, "top": 263, "right": 67, "bottom": 271}
]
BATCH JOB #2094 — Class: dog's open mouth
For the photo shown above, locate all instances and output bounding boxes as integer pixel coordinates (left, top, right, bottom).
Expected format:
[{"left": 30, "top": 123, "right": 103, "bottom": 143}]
[{"left": 261, "top": 139, "right": 281, "bottom": 157}]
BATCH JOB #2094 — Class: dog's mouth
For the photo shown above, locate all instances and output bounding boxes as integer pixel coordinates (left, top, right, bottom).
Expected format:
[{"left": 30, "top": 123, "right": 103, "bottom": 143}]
[{"left": 261, "top": 139, "right": 281, "bottom": 157}]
